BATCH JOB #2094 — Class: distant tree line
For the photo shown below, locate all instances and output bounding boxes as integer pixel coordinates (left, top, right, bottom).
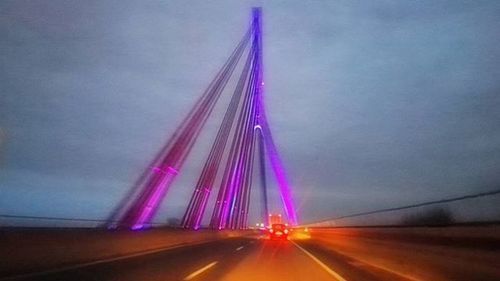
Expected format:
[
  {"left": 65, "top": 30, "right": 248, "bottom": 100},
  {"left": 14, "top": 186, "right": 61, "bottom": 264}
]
[{"left": 401, "top": 207, "right": 454, "bottom": 226}]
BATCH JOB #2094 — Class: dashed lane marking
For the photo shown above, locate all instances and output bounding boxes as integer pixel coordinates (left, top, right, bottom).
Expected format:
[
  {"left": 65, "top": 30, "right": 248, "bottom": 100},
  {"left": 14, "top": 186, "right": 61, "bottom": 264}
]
[{"left": 183, "top": 261, "right": 218, "bottom": 280}]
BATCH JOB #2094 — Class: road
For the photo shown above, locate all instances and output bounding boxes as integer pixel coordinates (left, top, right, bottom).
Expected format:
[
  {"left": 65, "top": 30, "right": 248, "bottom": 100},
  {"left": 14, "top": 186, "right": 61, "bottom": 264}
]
[
  {"left": 3, "top": 230, "right": 500, "bottom": 281},
  {"left": 0, "top": 236, "right": 425, "bottom": 281}
]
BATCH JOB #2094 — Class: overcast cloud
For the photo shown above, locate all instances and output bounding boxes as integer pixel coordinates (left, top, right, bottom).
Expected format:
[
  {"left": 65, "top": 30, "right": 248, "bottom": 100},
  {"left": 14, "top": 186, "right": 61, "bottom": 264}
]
[{"left": 1, "top": 0, "right": 500, "bottom": 225}]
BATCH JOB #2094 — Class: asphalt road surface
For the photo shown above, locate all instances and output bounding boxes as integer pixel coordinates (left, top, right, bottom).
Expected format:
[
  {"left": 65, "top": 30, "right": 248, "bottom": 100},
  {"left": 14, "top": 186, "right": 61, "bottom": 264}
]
[{"left": 3, "top": 234, "right": 499, "bottom": 281}]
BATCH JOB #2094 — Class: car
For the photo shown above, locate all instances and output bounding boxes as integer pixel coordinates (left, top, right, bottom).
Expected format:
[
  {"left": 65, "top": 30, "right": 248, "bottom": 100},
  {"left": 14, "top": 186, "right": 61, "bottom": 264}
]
[{"left": 269, "top": 223, "right": 289, "bottom": 240}]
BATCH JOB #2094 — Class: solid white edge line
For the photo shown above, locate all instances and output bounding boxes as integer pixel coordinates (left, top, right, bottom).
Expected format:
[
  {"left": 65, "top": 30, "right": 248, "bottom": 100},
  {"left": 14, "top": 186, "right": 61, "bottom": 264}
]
[
  {"left": 183, "top": 261, "right": 218, "bottom": 280},
  {"left": 235, "top": 246, "right": 244, "bottom": 251},
  {"left": 291, "top": 241, "right": 348, "bottom": 281}
]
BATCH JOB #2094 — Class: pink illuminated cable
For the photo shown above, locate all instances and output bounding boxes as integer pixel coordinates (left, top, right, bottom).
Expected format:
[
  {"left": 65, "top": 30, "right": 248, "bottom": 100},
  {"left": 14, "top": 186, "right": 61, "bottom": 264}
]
[{"left": 117, "top": 30, "right": 251, "bottom": 229}]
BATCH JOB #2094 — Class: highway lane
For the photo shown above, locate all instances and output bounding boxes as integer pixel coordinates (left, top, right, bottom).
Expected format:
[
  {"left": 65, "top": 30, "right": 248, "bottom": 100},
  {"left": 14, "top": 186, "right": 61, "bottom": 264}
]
[
  {"left": 3, "top": 227, "right": 500, "bottom": 281},
  {"left": 5, "top": 237, "right": 254, "bottom": 281},
  {"left": 220, "top": 238, "right": 410, "bottom": 281},
  {"left": 5, "top": 235, "right": 418, "bottom": 281}
]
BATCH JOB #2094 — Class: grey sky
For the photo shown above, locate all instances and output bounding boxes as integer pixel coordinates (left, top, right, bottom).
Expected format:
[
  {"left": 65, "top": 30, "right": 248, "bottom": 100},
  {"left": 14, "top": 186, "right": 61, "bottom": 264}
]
[{"left": 1, "top": 0, "right": 500, "bottom": 225}]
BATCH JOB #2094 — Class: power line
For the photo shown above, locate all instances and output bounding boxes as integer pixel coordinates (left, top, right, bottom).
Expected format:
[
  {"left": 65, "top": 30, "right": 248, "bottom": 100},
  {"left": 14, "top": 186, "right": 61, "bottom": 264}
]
[
  {"left": 313, "top": 188, "right": 500, "bottom": 223},
  {"left": 0, "top": 214, "right": 166, "bottom": 225}
]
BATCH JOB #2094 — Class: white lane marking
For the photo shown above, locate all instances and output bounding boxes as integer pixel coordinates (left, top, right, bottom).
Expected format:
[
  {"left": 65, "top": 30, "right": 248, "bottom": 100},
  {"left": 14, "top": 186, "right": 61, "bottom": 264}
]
[
  {"left": 183, "top": 261, "right": 218, "bottom": 280},
  {"left": 291, "top": 241, "right": 347, "bottom": 281},
  {"left": 235, "top": 246, "right": 244, "bottom": 251}
]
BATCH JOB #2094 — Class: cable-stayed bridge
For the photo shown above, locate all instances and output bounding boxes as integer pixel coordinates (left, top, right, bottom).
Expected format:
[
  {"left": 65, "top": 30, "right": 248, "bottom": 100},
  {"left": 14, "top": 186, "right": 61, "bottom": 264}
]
[
  {"left": 1, "top": 7, "right": 500, "bottom": 281},
  {"left": 105, "top": 7, "right": 296, "bottom": 231}
]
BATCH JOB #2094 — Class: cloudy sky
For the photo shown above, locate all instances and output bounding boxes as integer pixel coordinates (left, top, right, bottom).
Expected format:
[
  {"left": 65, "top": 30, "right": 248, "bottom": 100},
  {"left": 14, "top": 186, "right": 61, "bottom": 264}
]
[{"left": 1, "top": 0, "right": 500, "bottom": 225}]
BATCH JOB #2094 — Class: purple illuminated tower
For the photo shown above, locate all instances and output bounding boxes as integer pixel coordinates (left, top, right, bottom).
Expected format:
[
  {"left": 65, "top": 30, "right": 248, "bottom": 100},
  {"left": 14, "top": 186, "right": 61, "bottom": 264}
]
[
  {"left": 111, "top": 7, "right": 297, "bottom": 230},
  {"left": 252, "top": 8, "right": 297, "bottom": 226}
]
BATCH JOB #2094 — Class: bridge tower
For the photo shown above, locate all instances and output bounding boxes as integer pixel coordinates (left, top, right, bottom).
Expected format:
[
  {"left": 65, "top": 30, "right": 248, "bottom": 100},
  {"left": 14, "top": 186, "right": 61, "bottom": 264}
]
[{"left": 110, "top": 8, "right": 297, "bottom": 230}]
